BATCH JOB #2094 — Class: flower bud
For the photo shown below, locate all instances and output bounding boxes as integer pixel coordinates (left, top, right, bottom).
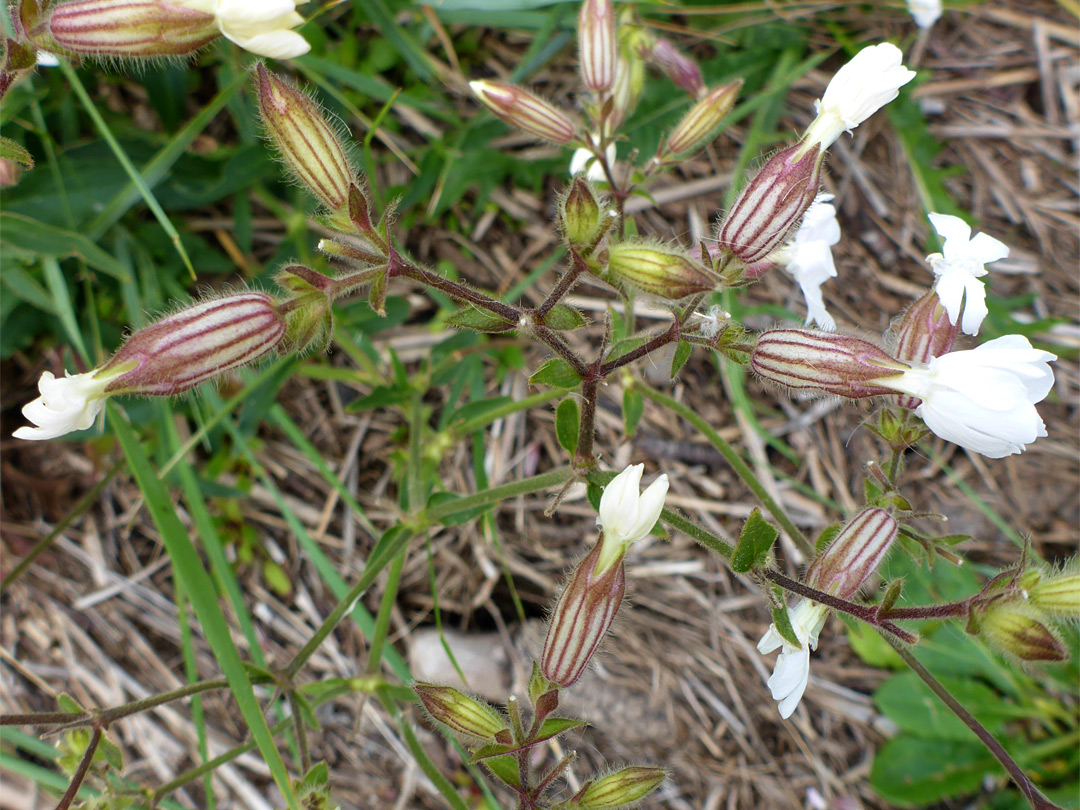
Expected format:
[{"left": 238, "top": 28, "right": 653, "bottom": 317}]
[
  {"left": 541, "top": 540, "right": 626, "bottom": 688},
  {"left": 751, "top": 329, "right": 909, "bottom": 399},
  {"left": 46, "top": 0, "right": 216, "bottom": 57},
  {"left": 578, "top": 0, "right": 616, "bottom": 93},
  {"left": 255, "top": 64, "right": 355, "bottom": 212},
  {"left": 606, "top": 53, "right": 644, "bottom": 132},
  {"left": 1026, "top": 569, "right": 1080, "bottom": 620},
  {"left": 891, "top": 291, "right": 959, "bottom": 408},
  {"left": 662, "top": 81, "right": 741, "bottom": 157},
  {"left": 469, "top": 80, "right": 577, "bottom": 145},
  {"left": 575, "top": 767, "right": 666, "bottom": 809},
  {"left": 717, "top": 144, "right": 823, "bottom": 267},
  {"left": 805, "top": 507, "right": 897, "bottom": 599},
  {"left": 413, "top": 684, "right": 508, "bottom": 742},
  {"left": 606, "top": 242, "right": 719, "bottom": 300},
  {"left": 647, "top": 37, "right": 703, "bottom": 97},
  {"left": 560, "top": 176, "right": 604, "bottom": 248},
  {"left": 102, "top": 293, "right": 286, "bottom": 395},
  {"left": 973, "top": 603, "right": 1067, "bottom": 662}
]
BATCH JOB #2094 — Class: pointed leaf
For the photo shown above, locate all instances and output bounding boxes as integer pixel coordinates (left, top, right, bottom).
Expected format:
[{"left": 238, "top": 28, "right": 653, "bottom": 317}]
[
  {"left": 545, "top": 304, "right": 588, "bottom": 331},
  {"left": 446, "top": 306, "right": 515, "bottom": 333},
  {"left": 670, "top": 340, "right": 692, "bottom": 377},
  {"left": 529, "top": 358, "right": 582, "bottom": 388},
  {"left": 555, "top": 398, "right": 579, "bottom": 454},
  {"left": 622, "top": 387, "right": 644, "bottom": 438}
]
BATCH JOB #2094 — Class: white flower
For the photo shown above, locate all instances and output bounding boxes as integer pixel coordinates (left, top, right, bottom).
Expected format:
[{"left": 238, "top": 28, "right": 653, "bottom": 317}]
[
  {"left": 13, "top": 370, "right": 112, "bottom": 441},
  {"left": 757, "top": 600, "right": 830, "bottom": 719},
  {"left": 925, "top": 212, "right": 1009, "bottom": 336},
  {"left": 908, "top": 0, "right": 943, "bottom": 28},
  {"left": 36, "top": 51, "right": 61, "bottom": 67},
  {"left": 771, "top": 195, "right": 841, "bottom": 330},
  {"left": 595, "top": 464, "right": 669, "bottom": 572},
  {"left": 569, "top": 132, "right": 616, "bottom": 182},
  {"left": 882, "top": 335, "right": 1056, "bottom": 458},
  {"left": 803, "top": 43, "right": 916, "bottom": 150},
  {"left": 178, "top": 0, "right": 310, "bottom": 59}
]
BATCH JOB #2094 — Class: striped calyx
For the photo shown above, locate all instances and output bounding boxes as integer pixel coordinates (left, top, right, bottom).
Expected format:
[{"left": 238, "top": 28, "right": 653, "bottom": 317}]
[
  {"left": 806, "top": 507, "right": 898, "bottom": 599},
  {"left": 606, "top": 242, "right": 719, "bottom": 300},
  {"left": 47, "top": 0, "right": 217, "bottom": 56},
  {"left": 578, "top": 0, "right": 616, "bottom": 93},
  {"left": 663, "top": 80, "right": 742, "bottom": 156},
  {"left": 541, "top": 540, "right": 626, "bottom": 688},
  {"left": 647, "top": 37, "right": 704, "bottom": 97},
  {"left": 751, "top": 329, "right": 909, "bottom": 398},
  {"left": 102, "top": 293, "right": 286, "bottom": 396},
  {"left": 972, "top": 602, "right": 1067, "bottom": 662},
  {"left": 891, "top": 291, "right": 958, "bottom": 408},
  {"left": 469, "top": 80, "right": 577, "bottom": 145},
  {"left": 413, "top": 684, "right": 507, "bottom": 742},
  {"left": 717, "top": 144, "right": 822, "bottom": 267},
  {"left": 255, "top": 64, "right": 354, "bottom": 211}
]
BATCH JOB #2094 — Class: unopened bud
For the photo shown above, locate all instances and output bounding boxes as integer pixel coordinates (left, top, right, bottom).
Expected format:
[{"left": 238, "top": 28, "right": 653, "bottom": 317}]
[
  {"left": 413, "top": 684, "right": 508, "bottom": 742},
  {"left": 806, "top": 507, "right": 897, "bottom": 599},
  {"left": 663, "top": 81, "right": 741, "bottom": 156},
  {"left": 255, "top": 64, "right": 355, "bottom": 212},
  {"left": 47, "top": 0, "right": 216, "bottom": 57},
  {"left": 606, "top": 53, "right": 645, "bottom": 132},
  {"left": 103, "top": 293, "right": 286, "bottom": 395},
  {"left": 974, "top": 603, "right": 1067, "bottom": 662},
  {"left": 648, "top": 37, "right": 703, "bottom": 97},
  {"left": 1027, "top": 569, "right": 1080, "bottom": 620},
  {"left": 891, "top": 291, "right": 959, "bottom": 408},
  {"left": 717, "top": 144, "right": 822, "bottom": 267},
  {"left": 560, "top": 177, "right": 604, "bottom": 247},
  {"left": 470, "top": 80, "right": 577, "bottom": 145},
  {"left": 578, "top": 0, "right": 616, "bottom": 93},
  {"left": 575, "top": 767, "right": 666, "bottom": 809},
  {"left": 541, "top": 541, "right": 625, "bottom": 688},
  {"left": 751, "top": 329, "right": 909, "bottom": 398},
  {"left": 606, "top": 242, "right": 718, "bottom": 300}
]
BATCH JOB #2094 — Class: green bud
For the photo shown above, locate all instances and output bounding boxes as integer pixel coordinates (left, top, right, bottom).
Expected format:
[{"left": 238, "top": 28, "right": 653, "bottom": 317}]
[
  {"left": 413, "top": 683, "right": 508, "bottom": 742},
  {"left": 974, "top": 603, "right": 1067, "bottom": 662},
  {"left": 560, "top": 176, "right": 606, "bottom": 248},
  {"left": 1027, "top": 568, "right": 1080, "bottom": 620},
  {"left": 575, "top": 767, "right": 666, "bottom": 809},
  {"left": 605, "top": 241, "right": 718, "bottom": 300},
  {"left": 663, "top": 80, "right": 742, "bottom": 156}
]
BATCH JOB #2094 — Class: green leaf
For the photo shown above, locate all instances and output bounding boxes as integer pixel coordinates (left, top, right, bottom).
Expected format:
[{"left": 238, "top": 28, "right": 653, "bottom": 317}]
[
  {"left": 0, "top": 212, "right": 131, "bottom": 281},
  {"left": 770, "top": 598, "right": 801, "bottom": 649},
  {"left": 544, "top": 304, "right": 587, "bottom": 330},
  {"left": 532, "top": 716, "right": 587, "bottom": 743},
  {"left": 110, "top": 408, "right": 300, "bottom": 809},
  {"left": 814, "top": 522, "right": 842, "bottom": 552},
  {"left": 670, "top": 340, "right": 692, "bottom": 378},
  {"left": 731, "top": 508, "right": 778, "bottom": 573},
  {"left": 346, "top": 384, "right": 413, "bottom": 412},
  {"left": 874, "top": 672, "right": 1007, "bottom": 742},
  {"left": 261, "top": 559, "right": 293, "bottom": 597},
  {"left": 482, "top": 754, "right": 522, "bottom": 789},
  {"left": 426, "top": 491, "right": 494, "bottom": 527},
  {"left": 622, "top": 387, "right": 644, "bottom": 438},
  {"left": 0, "top": 137, "right": 33, "bottom": 168},
  {"left": 606, "top": 336, "right": 647, "bottom": 363},
  {"left": 529, "top": 358, "right": 582, "bottom": 388},
  {"left": 555, "top": 397, "right": 579, "bottom": 454},
  {"left": 445, "top": 306, "right": 515, "bottom": 333},
  {"left": 870, "top": 736, "right": 1000, "bottom": 806}
]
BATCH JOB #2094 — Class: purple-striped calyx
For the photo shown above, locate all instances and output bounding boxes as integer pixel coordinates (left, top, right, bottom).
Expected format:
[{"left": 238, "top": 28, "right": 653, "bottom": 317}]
[
  {"left": 14, "top": 293, "right": 286, "bottom": 441},
  {"left": 469, "top": 80, "right": 577, "bottom": 145},
  {"left": 43, "top": 0, "right": 218, "bottom": 58},
  {"left": 578, "top": 0, "right": 616, "bottom": 94},
  {"left": 891, "top": 291, "right": 959, "bottom": 409}
]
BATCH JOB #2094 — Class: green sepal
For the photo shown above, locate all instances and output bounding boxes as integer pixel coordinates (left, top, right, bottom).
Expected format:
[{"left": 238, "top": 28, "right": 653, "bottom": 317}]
[{"left": 0, "top": 136, "right": 33, "bottom": 169}]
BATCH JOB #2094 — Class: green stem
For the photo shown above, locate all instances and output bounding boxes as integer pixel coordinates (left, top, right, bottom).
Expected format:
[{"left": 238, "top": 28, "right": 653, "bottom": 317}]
[
  {"left": 287, "top": 692, "right": 311, "bottom": 774},
  {"left": 1, "top": 460, "right": 123, "bottom": 593},
  {"left": 452, "top": 389, "right": 563, "bottom": 437},
  {"left": 56, "top": 726, "right": 101, "bottom": 810},
  {"left": 366, "top": 549, "right": 407, "bottom": 676},
  {"left": 636, "top": 381, "right": 813, "bottom": 555}
]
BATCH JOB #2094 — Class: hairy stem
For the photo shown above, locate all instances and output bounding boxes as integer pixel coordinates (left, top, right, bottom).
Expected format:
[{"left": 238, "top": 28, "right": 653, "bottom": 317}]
[
  {"left": 883, "top": 633, "right": 1063, "bottom": 810},
  {"left": 600, "top": 322, "right": 680, "bottom": 376},
  {"left": 55, "top": 726, "right": 101, "bottom": 810},
  {"left": 575, "top": 376, "right": 600, "bottom": 468},
  {"left": 536, "top": 254, "right": 586, "bottom": 319}
]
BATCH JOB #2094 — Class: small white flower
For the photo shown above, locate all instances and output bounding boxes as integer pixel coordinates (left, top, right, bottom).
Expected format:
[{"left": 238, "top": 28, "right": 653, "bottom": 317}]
[
  {"left": 908, "top": 0, "right": 943, "bottom": 28},
  {"left": 882, "top": 335, "right": 1056, "bottom": 458},
  {"left": 771, "top": 195, "right": 841, "bottom": 330},
  {"left": 803, "top": 43, "right": 916, "bottom": 150},
  {"left": 595, "top": 464, "right": 669, "bottom": 573},
  {"left": 178, "top": 0, "right": 310, "bottom": 59},
  {"left": 925, "top": 212, "right": 1009, "bottom": 336},
  {"left": 691, "top": 305, "right": 730, "bottom": 339},
  {"left": 757, "top": 600, "right": 830, "bottom": 719},
  {"left": 13, "top": 370, "right": 113, "bottom": 441},
  {"left": 36, "top": 51, "right": 61, "bottom": 67},
  {"left": 569, "top": 132, "right": 616, "bottom": 183}
]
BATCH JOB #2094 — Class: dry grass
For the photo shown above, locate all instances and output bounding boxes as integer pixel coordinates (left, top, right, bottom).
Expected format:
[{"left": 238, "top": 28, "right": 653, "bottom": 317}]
[{"left": 2, "top": 1, "right": 1078, "bottom": 808}]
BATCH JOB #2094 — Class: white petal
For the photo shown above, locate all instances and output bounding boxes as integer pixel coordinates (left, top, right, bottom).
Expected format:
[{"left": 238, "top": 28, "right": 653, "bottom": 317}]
[
  {"left": 228, "top": 29, "right": 310, "bottom": 59},
  {"left": 959, "top": 277, "right": 988, "bottom": 336},
  {"left": 968, "top": 232, "right": 1010, "bottom": 265},
  {"left": 928, "top": 212, "right": 972, "bottom": 247},
  {"left": 768, "top": 646, "right": 810, "bottom": 719},
  {"left": 599, "top": 464, "right": 643, "bottom": 540},
  {"left": 630, "top": 474, "right": 669, "bottom": 541},
  {"left": 933, "top": 270, "right": 967, "bottom": 325}
]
